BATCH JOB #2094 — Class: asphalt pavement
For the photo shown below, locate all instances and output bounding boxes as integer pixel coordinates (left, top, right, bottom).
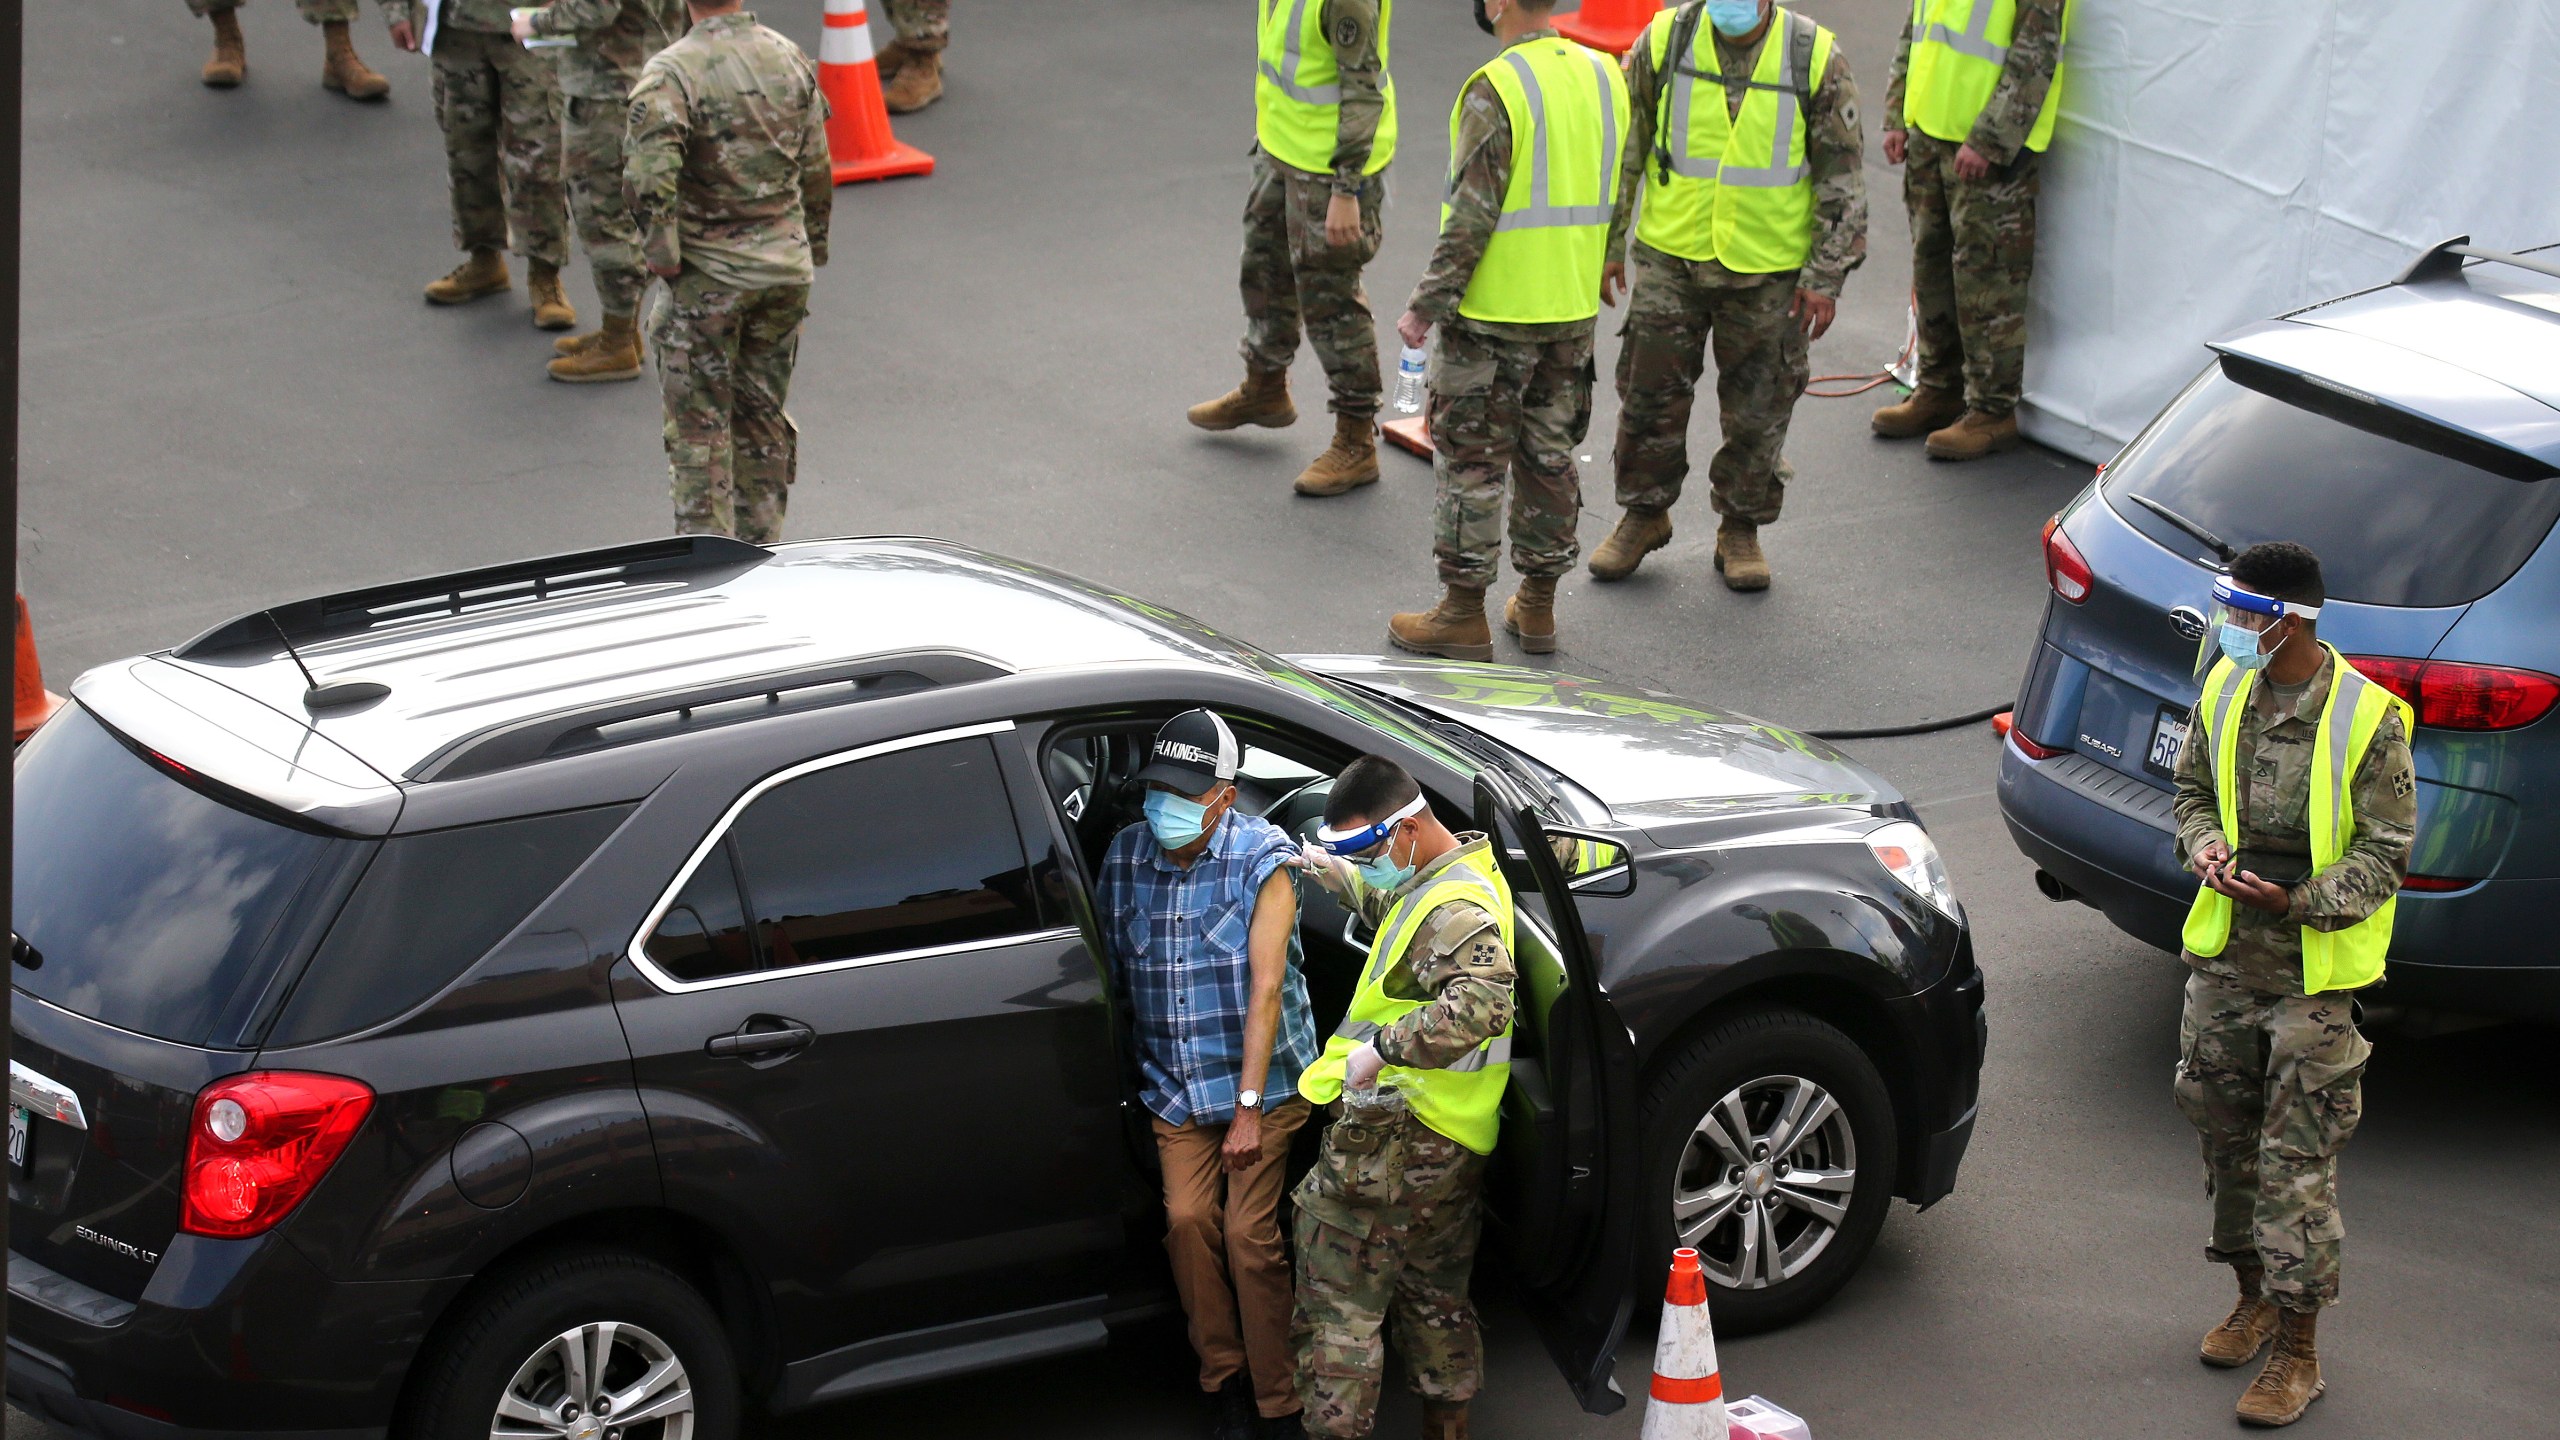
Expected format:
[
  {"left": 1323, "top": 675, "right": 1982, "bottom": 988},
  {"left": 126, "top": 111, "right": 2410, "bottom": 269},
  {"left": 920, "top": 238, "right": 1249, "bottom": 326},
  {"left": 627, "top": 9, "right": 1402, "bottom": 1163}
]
[{"left": 14, "top": 2, "right": 2558, "bottom": 1438}]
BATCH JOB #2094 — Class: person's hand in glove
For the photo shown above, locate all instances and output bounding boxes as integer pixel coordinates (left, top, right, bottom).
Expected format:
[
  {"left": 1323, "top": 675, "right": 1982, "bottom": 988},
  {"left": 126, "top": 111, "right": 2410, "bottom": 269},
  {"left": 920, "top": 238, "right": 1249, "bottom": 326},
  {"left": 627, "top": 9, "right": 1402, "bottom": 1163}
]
[
  {"left": 1344, "top": 1040, "right": 1385, "bottom": 1092},
  {"left": 1295, "top": 838, "right": 1350, "bottom": 895}
]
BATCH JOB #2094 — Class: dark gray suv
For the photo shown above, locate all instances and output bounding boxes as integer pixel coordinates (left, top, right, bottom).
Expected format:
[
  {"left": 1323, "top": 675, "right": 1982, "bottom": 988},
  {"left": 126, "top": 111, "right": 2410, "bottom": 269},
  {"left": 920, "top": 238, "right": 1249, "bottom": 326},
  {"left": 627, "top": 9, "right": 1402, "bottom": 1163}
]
[{"left": 9, "top": 536, "right": 1983, "bottom": 1440}]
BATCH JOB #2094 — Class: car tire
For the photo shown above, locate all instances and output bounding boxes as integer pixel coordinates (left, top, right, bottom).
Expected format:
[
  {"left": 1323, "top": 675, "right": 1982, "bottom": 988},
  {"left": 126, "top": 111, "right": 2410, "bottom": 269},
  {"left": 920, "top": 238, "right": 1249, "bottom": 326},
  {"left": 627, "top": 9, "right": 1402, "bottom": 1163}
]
[
  {"left": 1637, "top": 1007, "right": 1898, "bottom": 1335},
  {"left": 401, "top": 1249, "right": 741, "bottom": 1440}
]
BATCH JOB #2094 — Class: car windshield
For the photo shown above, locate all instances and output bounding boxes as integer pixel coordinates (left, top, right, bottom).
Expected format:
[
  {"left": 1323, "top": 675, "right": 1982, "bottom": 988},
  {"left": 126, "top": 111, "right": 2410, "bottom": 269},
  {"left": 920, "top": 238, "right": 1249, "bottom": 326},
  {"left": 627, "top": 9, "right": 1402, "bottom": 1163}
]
[
  {"left": 2101, "top": 359, "right": 2560, "bottom": 608},
  {"left": 13, "top": 708, "right": 367, "bottom": 1048}
]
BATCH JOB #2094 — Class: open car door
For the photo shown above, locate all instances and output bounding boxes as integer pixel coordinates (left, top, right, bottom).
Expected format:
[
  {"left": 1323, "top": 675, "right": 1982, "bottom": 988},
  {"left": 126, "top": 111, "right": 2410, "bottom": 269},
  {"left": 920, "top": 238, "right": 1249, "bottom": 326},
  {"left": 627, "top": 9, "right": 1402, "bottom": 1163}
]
[{"left": 1474, "top": 771, "right": 1641, "bottom": 1414}]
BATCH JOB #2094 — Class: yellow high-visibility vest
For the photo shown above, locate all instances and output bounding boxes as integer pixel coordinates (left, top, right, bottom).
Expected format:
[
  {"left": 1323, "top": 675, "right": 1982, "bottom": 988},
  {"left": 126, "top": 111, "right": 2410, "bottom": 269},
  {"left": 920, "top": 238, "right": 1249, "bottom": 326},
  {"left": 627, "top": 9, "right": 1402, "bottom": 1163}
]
[
  {"left": 1448, "top": 35, "right": 1632, "bottom": 325},
  {"left": 2181, "top": 645, "right": 2412, "bottom": 995},
  {"left": 1901, "top": 0, "right": 2071, "bottom": 155},
  {"left": 1298, "top": 839, "right": 1515, "bottom": 1155},
  {"left": 1633, "top": 6, "right": 1836, "bottom": 272},
  {"left": 1257, "top": 0, "right": 1398, "bottom": 177}
]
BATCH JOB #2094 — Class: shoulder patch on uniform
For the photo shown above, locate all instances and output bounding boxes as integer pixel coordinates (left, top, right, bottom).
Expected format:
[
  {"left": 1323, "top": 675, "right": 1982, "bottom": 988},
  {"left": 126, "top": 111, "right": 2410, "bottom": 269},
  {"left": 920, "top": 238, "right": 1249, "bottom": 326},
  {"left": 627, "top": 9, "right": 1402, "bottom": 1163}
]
[
  {"left": 1335, "top": 15, "right": 1363, "bottom": 48},
  {"left": 2392, "top": 768, "right": 2415, "bottom": 799}
]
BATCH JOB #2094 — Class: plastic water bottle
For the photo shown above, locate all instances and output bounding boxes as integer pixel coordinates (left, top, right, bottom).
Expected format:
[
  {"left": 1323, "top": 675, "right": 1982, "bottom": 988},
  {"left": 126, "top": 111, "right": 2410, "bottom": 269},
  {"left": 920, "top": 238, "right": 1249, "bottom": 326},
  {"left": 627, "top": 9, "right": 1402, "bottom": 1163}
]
[{"left": 1392, "top": 345, "right": 1427, "bottom": 414}]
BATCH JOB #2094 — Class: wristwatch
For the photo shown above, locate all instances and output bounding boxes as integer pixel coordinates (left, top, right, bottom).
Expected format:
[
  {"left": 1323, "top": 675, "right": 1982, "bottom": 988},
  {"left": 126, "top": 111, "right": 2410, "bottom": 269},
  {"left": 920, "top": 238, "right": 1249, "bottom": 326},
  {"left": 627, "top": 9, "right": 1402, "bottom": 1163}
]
[{"left": 1236, "top": 1089, "right": 1263, "bottom": 1111}]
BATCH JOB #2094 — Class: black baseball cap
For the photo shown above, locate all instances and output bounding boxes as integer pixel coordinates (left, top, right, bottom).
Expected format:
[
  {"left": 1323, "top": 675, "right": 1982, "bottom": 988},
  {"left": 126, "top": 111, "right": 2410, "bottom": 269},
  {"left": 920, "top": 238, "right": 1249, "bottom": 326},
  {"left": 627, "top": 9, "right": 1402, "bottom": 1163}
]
[{"left": 1133, "top": 709, "right": 1240, "bottom": 794}]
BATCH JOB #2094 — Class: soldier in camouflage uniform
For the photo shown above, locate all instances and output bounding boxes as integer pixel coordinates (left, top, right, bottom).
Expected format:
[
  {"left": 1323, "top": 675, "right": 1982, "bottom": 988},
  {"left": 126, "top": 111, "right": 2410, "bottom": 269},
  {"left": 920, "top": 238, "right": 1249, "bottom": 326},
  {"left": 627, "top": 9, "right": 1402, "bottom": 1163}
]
[
  {"left": 1292, "top": 757, "right": 1516, "bottom": 1440},
  {"left": 1874, "top": 0, "right": 2065, "bottom": 459},
  {"left": 874, "top": 0, "right": 947, "bottom": 113},
  {"left": 1390, "top": 0, "right": 1623, "bottom": 661},
  {"left": 626, "top": 0, "right": 832, "bottom": 543},
  {"left": 2168, "top": 542, "right": 2414, "bottom": 1428},
  {"left": 1188, "top": 0, "right": 1392, "bottom": 499},
  {"left": 187, "top": 0, "right": 391, "bottom": 97},
  {"left": 391, "top": 0, "right": 577, "bottom": 329},
  {"left": 514, "top": 0, "right": 687, "bottom": 382},
  {"left": 1589, "top": 0, "right": 1867, "bottom": 592}
]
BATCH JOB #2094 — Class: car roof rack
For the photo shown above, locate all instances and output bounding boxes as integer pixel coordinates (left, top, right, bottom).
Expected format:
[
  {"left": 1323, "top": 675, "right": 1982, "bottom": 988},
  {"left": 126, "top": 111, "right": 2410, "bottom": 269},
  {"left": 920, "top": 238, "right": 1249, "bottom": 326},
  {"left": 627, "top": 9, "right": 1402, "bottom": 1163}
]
[
  {"left": 407, "top": 649, "right": 1011, "bottom": 781},
  {"left": 175, "top": 536, "right": 772, "bottom": 659},
  {"left": 2396, "top": 235, "right": 2560, "bottom": 287}
]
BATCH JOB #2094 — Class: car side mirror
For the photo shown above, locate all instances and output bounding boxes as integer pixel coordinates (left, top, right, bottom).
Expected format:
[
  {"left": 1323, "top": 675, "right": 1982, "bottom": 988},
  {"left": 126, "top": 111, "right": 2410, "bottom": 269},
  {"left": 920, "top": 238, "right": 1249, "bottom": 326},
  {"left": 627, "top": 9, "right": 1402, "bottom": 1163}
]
[{"left": 1553, "top": 832, "right": 1634, "bottom": 897}]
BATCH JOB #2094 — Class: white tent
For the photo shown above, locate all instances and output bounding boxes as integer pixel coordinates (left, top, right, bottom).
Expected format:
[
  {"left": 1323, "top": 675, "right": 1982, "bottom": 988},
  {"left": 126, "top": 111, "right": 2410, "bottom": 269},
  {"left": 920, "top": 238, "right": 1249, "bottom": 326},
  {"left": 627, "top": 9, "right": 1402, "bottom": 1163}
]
[{"left": 2020, "top": 0, "right": 2560, "bottom": 464}]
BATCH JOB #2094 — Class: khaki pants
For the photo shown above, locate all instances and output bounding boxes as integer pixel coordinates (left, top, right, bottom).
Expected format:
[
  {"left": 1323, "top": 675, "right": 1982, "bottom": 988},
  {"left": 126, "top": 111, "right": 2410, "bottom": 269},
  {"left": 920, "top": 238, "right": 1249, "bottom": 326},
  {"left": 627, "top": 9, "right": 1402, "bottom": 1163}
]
[{"left": 1152, "top": 1099, "right": 1312, "bottom": 1419}]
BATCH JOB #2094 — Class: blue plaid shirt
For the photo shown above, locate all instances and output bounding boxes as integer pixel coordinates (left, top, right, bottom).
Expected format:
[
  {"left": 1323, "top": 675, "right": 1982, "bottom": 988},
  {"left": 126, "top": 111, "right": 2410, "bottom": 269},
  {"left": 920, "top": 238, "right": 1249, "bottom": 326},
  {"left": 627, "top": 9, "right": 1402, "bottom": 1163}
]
[{"left": 1095, "top": 811, "right": 1318, "bottom": 1127}]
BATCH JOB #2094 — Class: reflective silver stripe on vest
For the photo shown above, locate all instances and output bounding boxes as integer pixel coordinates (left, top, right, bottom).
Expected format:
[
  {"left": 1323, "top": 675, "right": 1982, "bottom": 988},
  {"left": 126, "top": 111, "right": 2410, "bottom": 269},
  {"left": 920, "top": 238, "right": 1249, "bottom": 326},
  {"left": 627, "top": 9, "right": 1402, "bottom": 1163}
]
[
  {"left": 1259, "top": 0, "right": 1341, "bottom": 105},
  {"left": 1493, "top": 47, "right": 1622, "bottom": 232},
  {"left": 1922, "top": 0, "right": 2008, "bottom": 64},
  {"left": 2205, "top": 665, "right": 2244, "bottom": 766},
  {"left": 1712, "top": 15, "right": 1811, "bottom": 189},
  {"left": 1327, "top": 1020, "right": 1511, "bottom": 1072},
  {"left": 1336, "top": 1018, "right": 1383, "bottom": 1042},
  {"left": 2323, "top": 669, "right": 2370, "bottom": 856},
  {"left": 1662, "top": 29, "right": 1720, "bottom": 181}
]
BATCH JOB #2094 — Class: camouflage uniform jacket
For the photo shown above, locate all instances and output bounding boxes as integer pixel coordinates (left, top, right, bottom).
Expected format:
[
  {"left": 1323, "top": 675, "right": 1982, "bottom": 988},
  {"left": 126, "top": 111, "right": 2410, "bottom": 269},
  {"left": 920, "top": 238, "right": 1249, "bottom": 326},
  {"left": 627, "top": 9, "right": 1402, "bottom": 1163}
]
[
  {"left": 2172, "top": 649, "right": 2419, "bottom": 995},
  {"left": 530, "top": 0, "right": 686, "bottom": 98},
  {"left": 1881, "top": 0, "right": 2063, "bottom": 166},
  {"left": 1406, "top": 30, "right": 1588, "bottom": 345},
  {"left": 625, "top": 12, "right": 833, "bottom": 289},
  {"left": 1605, "top": 6, "right": 1868, "bottom": 299},
  {"left": 1296, "top": 0, "right": 1387, "bottom": 196},
  {"left": 1339, "top": 833, "right": 1518, "bottom": 1069}
]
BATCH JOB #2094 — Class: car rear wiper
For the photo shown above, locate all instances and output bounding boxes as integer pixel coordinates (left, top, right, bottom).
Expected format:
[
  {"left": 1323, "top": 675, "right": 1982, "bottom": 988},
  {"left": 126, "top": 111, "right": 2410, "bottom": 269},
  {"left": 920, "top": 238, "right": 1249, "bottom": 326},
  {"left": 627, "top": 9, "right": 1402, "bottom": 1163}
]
[{"left": 2126, "top": 494, "right": 2236, "bottom": 562}]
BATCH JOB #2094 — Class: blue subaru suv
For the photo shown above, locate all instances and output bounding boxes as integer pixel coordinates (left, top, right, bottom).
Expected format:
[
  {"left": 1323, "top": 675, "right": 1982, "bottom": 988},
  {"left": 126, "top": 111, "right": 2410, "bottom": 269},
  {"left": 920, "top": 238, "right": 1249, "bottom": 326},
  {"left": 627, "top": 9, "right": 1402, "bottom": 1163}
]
[{"left": 2000, "top": 238, "right": 2560, "bottom": 1022}]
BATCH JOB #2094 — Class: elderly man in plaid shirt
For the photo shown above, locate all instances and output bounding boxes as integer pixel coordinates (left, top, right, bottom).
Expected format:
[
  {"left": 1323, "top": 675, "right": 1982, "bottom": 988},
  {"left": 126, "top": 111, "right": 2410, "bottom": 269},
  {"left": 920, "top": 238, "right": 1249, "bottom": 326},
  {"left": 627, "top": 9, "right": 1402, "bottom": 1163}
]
[{"left": 1096, "top": 709, "right": 1320, "bottom": 1440}]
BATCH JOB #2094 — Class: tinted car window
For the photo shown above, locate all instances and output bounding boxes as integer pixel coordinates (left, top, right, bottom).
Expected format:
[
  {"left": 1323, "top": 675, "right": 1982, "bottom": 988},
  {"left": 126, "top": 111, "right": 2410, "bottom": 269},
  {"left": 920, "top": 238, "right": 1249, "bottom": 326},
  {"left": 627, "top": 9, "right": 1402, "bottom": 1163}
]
[
  {"left": 270, "top": 806, "right": 632, "bottom": 1045},
  {"left": 727, "top": 736, "right": 1038, "bottom": 971},
  {"left": 645, "top": 840, "right": 759, "bottom": 983},
  {"left": 12, "top": 708, "right": 363, "bottom": 1047},
  {"left": 2103, "top": 360, "right": 2560, "bottom": 607}
]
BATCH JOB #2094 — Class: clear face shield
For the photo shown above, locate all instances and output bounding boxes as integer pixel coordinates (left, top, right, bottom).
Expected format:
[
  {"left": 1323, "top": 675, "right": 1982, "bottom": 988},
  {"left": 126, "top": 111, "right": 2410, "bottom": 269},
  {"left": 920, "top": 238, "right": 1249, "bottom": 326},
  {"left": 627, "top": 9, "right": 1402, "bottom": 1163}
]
[{"left": 2198, "top": 576, "right": 2318, "bottom": 679}]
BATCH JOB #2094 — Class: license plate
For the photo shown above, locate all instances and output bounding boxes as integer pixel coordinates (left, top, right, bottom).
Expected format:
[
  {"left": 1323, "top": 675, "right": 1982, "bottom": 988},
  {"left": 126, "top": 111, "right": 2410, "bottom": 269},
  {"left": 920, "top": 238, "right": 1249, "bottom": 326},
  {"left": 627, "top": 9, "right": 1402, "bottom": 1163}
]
[
  {"left": 9, "top": 1106, "right": 27, "bottom": 1172},
  {"left": 2147, "top": 705, "right": 2190, "bottom": 781}
]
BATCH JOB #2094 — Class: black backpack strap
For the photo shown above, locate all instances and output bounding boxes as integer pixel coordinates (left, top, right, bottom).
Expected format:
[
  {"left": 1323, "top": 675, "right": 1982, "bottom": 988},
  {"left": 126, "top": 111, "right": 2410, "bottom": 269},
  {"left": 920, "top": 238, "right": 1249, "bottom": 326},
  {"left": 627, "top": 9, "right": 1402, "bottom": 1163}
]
[
  {"left": 1652, "top": 1, "right": 1708, "bottom": 185},
  {"left": 1786, "top": 7, "right": 1821, "bottom": 104}
]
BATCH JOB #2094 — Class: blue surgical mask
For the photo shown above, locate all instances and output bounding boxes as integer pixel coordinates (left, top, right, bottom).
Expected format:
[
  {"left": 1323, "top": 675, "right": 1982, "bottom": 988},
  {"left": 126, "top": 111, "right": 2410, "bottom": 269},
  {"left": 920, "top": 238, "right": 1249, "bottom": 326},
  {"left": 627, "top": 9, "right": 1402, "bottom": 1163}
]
[
  {"left": 1707, "top": 0, "right": 1765, "bottom": 36},
  {"left": 1144, "top": 791, "right": 1212, "bottom": 850},
  {"left": 2218, "top": 622, "right": 2271, "bottom": 672},
  {"left": 1355, "top": 829, "right": 1415, "bottom": 892}
]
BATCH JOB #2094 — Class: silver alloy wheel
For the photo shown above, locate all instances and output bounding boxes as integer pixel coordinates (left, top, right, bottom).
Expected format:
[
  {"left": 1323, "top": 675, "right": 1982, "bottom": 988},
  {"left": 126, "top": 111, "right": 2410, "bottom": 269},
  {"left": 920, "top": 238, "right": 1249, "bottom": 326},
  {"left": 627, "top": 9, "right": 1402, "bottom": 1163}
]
[
  {"left": 1669, "top": 1073, "right": 1858, "bottom": 1290},
  {"left": 490, "top": 1322, "right": 695, "bottom": 1440}
]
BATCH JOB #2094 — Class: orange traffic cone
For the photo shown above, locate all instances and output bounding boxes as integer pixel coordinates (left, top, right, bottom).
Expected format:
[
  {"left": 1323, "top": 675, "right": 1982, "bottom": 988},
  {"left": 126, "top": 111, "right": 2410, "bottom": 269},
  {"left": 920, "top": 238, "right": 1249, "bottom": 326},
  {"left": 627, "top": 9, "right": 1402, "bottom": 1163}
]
[
  {"left": 1641, "top": 1247, "right": 1727, "bottom": 1440},
  {"left": 1555, "top": 0, "right": 1663, "bottom": 54},
  {"left": 819, "top": 0, "right": 934, "bottom": 185},
  {"left": 14, "top": 593, "right": 65, "bottom": 744}
]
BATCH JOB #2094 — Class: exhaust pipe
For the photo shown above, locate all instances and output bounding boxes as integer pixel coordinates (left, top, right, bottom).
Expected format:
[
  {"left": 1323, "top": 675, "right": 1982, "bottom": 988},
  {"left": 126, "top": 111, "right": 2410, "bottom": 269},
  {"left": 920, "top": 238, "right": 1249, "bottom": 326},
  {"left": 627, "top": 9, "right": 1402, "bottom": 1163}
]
[{"left": 2034, "top": 869, "right": 2079, "bottom": 903}]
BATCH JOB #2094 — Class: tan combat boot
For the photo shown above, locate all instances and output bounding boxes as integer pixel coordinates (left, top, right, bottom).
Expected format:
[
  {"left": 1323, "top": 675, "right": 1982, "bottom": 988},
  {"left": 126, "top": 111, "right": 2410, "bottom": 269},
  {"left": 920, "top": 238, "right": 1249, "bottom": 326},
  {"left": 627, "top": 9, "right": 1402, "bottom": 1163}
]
[
  {"left": 548, "top": 312, "right": 642, "bottom": 383},
  {"left": 1388, "top": 586, "right": 1493, "bottom": 661},
  {"left": 528, "top": 261, "right": 577, "bottom": 331},
  {"left": 2201, "top": 1261, "right": 2281, "bottom": 1368},
  {"left": 425, "top": 250, "right": 511, "bottom": 306},
  {"left": 2236, "top": 1307, "right": 2324, "bottom": 1427},
  {"left": 1588, "top": 508, "right": 1671, "bottom": 582},
  {"left": 1925, "top": 409, "right": 2022, "bottom": 461},
  {"left": 874, "top": 37, "right": 916, "bottom": 83},
  {"left": 1294, "top": 413, "right": 1380, "bottom": 496},
  {"left": 1187, "top": 367, "right": 1296, "bottom": 431},
  {"left": 883, "top": 49, "right": 943, "bottom": 113},
  {"left": 1871, "top": 384, "right": 1964, "bottom": 438},
  {"left": 1714, "top": 518, "right": 1771, "bottom": 591},
  {"left": 320, "top": 20, "right": 389, "bottom": 99},
  {"left": 202, "top": 8, "right": 247, "bottom": 88},
  {"left": 1420, "top": 1401, "right": 1470, "bottom": 1440},
  {"left": 1502, "top": 574, "right": 1558, "bottom": 654}
]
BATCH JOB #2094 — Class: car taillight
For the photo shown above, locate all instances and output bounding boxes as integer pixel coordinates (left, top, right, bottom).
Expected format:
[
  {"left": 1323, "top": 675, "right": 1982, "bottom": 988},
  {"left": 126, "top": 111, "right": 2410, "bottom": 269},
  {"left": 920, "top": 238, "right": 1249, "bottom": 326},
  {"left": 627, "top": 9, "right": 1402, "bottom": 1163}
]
[
  {"left": 2401, "top": 875, "right": 2478, "bottom": 893},
  {"left": 2010, "top": 729, "right": 2068, "bottom": 761},
  {"left": 2041, "top": 515, "right": 2092, "bottom": 604},
  {"left": 2345, "top": 656, "right": 2560, "bottom": 732},
  {"left": 182, "top": 1072, "right": 373, "bottom": 1239}
]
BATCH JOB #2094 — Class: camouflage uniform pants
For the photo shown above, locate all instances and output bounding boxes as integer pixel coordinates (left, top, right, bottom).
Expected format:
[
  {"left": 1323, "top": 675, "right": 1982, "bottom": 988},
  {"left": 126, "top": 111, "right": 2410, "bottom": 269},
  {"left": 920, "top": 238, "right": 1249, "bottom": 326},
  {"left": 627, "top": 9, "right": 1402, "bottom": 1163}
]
[
  {"left": 2172, "top": 969, "right": 2370, "bottom": 1312},
  {"left": 1430, "top": 323, "right": 1593, "bottom": 588},
  {"left": 1902, "top": 130, "right": 2038, "bottom": 418},
  {"left": 880, "top": 0, "right": 948, "bottom": 52},
  {"left": 1610, "top": 242, "right": 1807, "bottom": 524},
  {"left": 1238, "top": 151, "right": 1386, "bottom": 420},
  {"left": 431, "top": 27, "right": 568, "bottom": 266},
  {"left": 563, "top": 93, "right": 649, "bottom": 318},
  {"left": 651, "top": 270, "right": 808, "bottom": 545},
  {"left": 186, "top": 0, "right": 358, "bottom": 20},
  {"left": 1291, "top": 1104, "right": 1489, "bottom": 1439}
]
